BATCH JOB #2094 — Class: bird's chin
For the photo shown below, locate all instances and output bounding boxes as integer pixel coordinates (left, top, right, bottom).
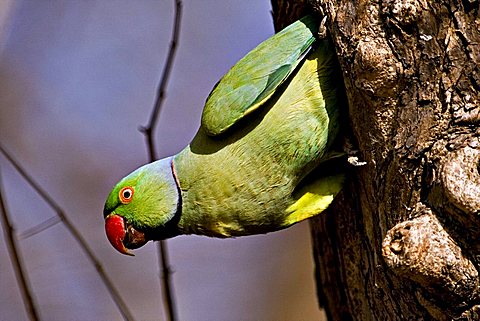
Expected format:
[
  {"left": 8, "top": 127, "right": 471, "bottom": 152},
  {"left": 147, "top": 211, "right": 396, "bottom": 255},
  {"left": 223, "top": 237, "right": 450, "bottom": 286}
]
[
  {"left": 105, "top": 214, "right": 148, "bottom": 256},
  {"left": 124, "top": 222, "right": 148, "bottom": 250}
]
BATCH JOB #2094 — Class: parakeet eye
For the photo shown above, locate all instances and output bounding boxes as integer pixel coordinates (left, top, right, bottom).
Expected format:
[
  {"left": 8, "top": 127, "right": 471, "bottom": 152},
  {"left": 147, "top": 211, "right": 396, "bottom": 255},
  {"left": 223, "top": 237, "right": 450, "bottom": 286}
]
[{"left": 119, "top": 187, "right": 134, "bottom": 204}]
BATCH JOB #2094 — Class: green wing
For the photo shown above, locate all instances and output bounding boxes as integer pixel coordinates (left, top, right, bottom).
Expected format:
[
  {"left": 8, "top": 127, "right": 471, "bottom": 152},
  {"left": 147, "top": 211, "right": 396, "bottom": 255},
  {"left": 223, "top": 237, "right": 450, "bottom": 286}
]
[{"left": 201, "top": 15, "right": 319, "bottom": 136}]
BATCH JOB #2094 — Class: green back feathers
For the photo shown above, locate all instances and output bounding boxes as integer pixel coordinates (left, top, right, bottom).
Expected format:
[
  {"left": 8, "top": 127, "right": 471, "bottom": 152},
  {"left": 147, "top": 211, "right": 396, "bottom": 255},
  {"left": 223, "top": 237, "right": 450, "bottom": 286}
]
[
  {"left": 201, "top": 15, "right": 319, "bottom": 136},
  {"left": 175, "top": 31, "right": 345, "bottom": 236}
]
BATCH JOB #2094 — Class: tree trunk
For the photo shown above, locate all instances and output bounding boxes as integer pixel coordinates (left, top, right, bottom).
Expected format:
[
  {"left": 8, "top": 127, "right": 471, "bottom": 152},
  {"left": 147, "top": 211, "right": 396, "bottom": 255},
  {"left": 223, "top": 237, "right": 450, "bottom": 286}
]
[{"left": 271, "top": 0, "right": 480, "bottom": 320}]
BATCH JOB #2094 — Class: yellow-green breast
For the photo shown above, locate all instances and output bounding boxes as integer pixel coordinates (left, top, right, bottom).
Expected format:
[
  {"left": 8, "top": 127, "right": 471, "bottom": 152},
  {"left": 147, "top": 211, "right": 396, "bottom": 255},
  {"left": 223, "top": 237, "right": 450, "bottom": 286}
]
[{"left": 173, "top": 41, "right": 342, "bottom": 237}]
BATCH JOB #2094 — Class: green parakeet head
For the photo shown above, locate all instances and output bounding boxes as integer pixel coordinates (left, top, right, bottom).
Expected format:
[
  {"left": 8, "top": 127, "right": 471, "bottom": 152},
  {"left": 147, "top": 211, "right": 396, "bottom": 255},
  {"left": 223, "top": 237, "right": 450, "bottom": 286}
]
[{"left": 103, "top": 157, "right": 180, "bottom": 255}]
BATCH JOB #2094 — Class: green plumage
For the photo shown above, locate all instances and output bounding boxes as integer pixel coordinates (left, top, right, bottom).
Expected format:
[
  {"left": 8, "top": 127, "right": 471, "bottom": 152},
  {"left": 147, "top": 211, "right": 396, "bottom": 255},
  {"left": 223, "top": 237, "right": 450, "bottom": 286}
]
[
  {"left": 202, "top": 15, "right": 318, "bottom": 136},
  {"left": 174, "top": 40, "right": 343, "bottom": 237},
  {"left": 103, "top": 16, "right": 345, "bottom": 248}
]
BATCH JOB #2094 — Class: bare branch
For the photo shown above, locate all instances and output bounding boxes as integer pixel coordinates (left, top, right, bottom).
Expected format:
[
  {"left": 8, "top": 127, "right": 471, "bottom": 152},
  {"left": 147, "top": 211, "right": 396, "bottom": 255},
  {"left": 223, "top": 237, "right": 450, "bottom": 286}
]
[
  {"left": 140, "top": 0, "right": 183, "bottom": 161},
  {"left": 18, "top": 216, "right": 61, "bottom": 239},
  {"left": 139, "top": 1, "right": 183, "bottom": 321},
  {"left": 0, "top": 143, "right": 136, "bottom": 321},
  {"left": 0, "top": 168, "right": 40, "bottom": 321}
]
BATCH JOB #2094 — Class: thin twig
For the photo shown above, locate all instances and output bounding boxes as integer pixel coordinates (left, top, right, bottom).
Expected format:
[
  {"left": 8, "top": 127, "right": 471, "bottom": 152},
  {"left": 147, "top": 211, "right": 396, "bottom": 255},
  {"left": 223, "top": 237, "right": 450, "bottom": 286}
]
[
  {"left": 18, "top": 216, "right": 61, "bottom": 239},
  {"left": 138, "top": 1, "right": 182, "bottom": 321},
  {"left": 140, "top": 0, "right": 183, "bottom": 159},
  {"left": 0, "top": 168, "right": 40, "bottom": 321},
  {"left": 0, "top": 143, "right": 136, "bottom": 321}
]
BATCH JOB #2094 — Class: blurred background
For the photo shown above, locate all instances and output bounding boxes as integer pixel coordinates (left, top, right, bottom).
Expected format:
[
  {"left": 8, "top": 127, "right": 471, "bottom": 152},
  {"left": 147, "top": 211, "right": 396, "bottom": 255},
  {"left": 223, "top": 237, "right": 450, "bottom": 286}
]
[{"left": 0, "top": 1, "right": 325, "bottom": 320}]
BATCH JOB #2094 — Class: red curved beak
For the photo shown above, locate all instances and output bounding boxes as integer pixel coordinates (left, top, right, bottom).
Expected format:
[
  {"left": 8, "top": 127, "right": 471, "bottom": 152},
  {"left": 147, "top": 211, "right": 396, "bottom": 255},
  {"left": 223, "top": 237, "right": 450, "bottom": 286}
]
[{"left": 105, "top": 214, "right": 134, "bottom": 256}]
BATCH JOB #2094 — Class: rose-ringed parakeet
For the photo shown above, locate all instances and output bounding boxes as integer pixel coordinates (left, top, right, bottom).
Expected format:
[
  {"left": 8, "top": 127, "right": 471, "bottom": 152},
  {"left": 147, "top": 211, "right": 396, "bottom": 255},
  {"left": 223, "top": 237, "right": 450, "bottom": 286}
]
[{"left": 103, "top": 15, "right": 345, "bottom": 255}]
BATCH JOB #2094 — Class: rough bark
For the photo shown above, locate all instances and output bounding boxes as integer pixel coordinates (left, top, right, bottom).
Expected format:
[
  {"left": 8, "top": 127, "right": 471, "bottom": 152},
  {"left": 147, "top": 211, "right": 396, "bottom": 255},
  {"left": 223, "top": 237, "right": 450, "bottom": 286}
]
[{"left": 271, "top": 0, "right": 480, "bottom": 320}]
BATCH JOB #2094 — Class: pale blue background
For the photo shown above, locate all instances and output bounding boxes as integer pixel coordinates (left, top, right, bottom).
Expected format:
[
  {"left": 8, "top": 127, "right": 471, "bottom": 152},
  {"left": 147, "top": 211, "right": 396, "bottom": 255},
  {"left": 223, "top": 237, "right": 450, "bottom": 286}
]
[{"left": 0, "top": 1, "right": 324, "bottom": 320}]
